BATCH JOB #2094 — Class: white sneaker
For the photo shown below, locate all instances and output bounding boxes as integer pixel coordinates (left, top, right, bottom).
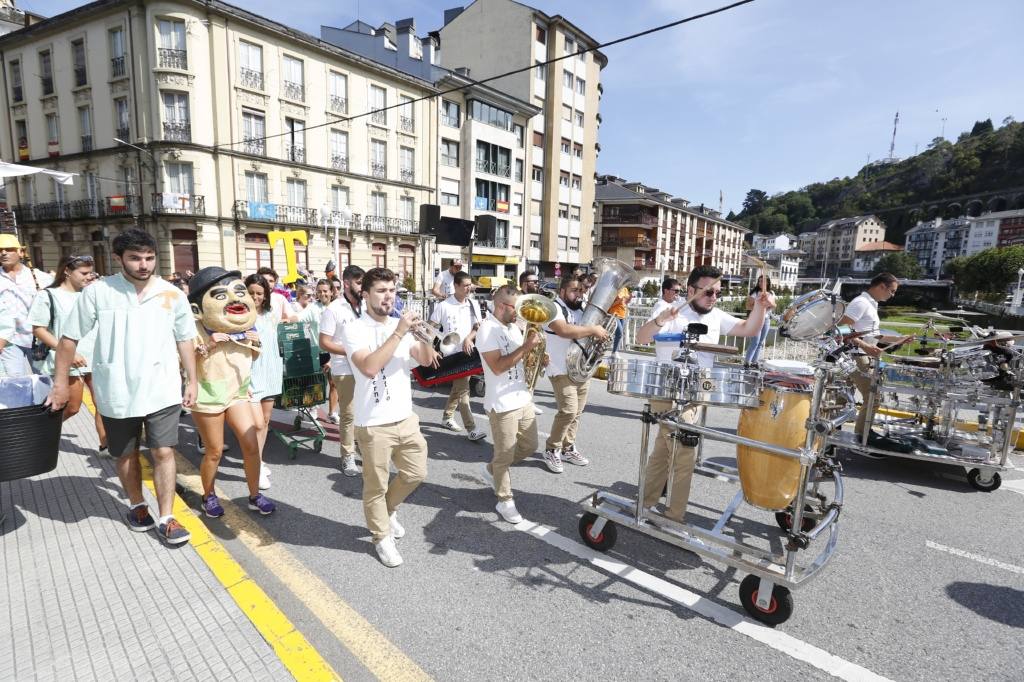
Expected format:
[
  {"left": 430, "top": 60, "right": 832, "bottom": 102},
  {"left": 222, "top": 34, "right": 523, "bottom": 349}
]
[
  {"left": 389, "top": 511, "right": 406, "bottom": 539},
  {"left": 328, "top": 412, "right": 340, "bottom": 424},
  {"left": 533, "top": 405, "right": 543, "bottom": 415},
  {"left": 262, "top": 464, "right": 272, "bottom": 476},
  {"left": 543, "top": 448, "right": 564, "bottom": 474},
  {"left": 441, "top": 418, "right": 462, "bottom": 432},
  {"left": 561, "top": 444, "right": 590, "bottom": 467},
  {"left": 481, "top": 462, "right": 494, "bottom": 489},
  {"left": 341, "top": 453, "right": 361, "bottom": 477},
  {"left": 467, "top": 429, "right": 487, "bottom": 442},
  {"left": 374, "top": 536, "right": 403, "bottom": 567},
  {"left": 259, "top": 468, "right": 271, "bottom": 490},
  {"left": 495, "top": 500, "right": 523, "bottom": 524}
]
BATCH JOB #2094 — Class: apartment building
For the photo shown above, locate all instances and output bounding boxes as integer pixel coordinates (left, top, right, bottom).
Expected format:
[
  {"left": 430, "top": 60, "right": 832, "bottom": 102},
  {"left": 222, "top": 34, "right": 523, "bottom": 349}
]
[
  {"left": 852, "top": 240, "right": 902, "bottom": 273},
  {"left": 904, "top": 217, "right": 969, "bottom": 277},
  {"left": 320, "top": 17, "right": 541, "bottom": 281},
  {"left": 438, "top": 0, "right": 606, "bottom": 276},
  {"left": 800, "top": 215, "right": 886, "bottom": 277},
  {"left": 0, "top": 0, "right": 437, "bottom": 288},
  {"left": 748, "top": 233, "right": 801, "bottom": 291},
  {"left": 594, "top": 175, "right": 749, "bottom": 282}
]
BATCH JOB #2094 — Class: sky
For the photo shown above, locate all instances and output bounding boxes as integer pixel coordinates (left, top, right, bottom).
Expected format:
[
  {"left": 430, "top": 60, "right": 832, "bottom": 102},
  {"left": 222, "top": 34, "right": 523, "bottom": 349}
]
[{"left": 21, "top": 0, "right": 1024, "bottom": 215}]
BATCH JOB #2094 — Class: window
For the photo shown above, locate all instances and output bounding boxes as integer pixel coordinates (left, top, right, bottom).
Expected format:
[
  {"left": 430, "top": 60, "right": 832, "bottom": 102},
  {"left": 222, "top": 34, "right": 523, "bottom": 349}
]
[
  {"left": 370, "top": 139, "right": 387, "bottom": 178},
  {"left": 399, "top": 146, "right": 415, "bottom": 183},
  {"left": 370, "top": 192, "right": 387, "bottom": 218},
  {"left": 329, "top": 129, "right": 348, "bottom": 169},
  {"left": 535, "top": 60, "right": 546, "bottom": 82},
  {"left": 560, "top": 138, "right": 571, "bottom": 155},
  {"left": 166, "top": 162, "right": 194, "bottom": 194},
  {"left": 562, "top": 70, "right": 573, "bottom": 89},
  {"left": 110, "top": 28, "right": 126, "bottom": 78},
  {"left": 162, "top": 92, "right": 190, "bottom": 141},
  {"left": 562, "top": 104, "right": 572, "bottom": 121},
  {"left": 282, "top": 55, "right": 304, "bottom": 100},
  {"left": 284, "top": 118, "right": 304, "bottom": 162},
  {"left": 158, "top": 19, "right": 187, "bottom": 69},
  {"left": 513, "top": 123, "right": 524, "bottom": 148},
  {"left": 72, "top": 40, "right": 87, "bottom": 86},
  {"left": 45, "top": 113, "right": 59, "bottom": 144},
  {"left": 39, "top": 50, "right": 53, "bottom": 95},
  {"left": 571, "top": 174, "right": 582, "bottom": 190},
  {"left": 468, "top": 100, "right": 513, "bottom": 131},
  {"left": 245, "top": 171, "right": 268, "bottom": 203},
  {"left": 570, "top": 205, "right": 581, "bottom": 221},
  {"left": 574, "top": 111, "right": 584, "bottom": 128},
  {"left": 513, "top": 192, "right": 523, "bottom": 216},
  {"left": 399, "top": 196, "right": 415, "bottom": 222},
  {"left": 570, "top": 237, "right": 580, "bottom": 251},
  {"left": 576, "top": 77, "right": 586, "bottom": 95},
  {"left": 330, "top": 185, "right": 350, "bottom": 212},
  {"left": 440, "top": 178, "right": 459, "bottom": 206},
  {"left": 531, "top": 166, "right": 543, "bottom": 182},
  {"left": 441, "top": 139, "right": 459, "bottom": 167},
  {"left": 78, "top": 106, "right": 93, "bottom": 151},
  {"left": 398, "top": 244, "right": 415, "bottom": 280},
  {"left": 239, "top": 41, "right": 263, "bottom": 89},
  {"left": 286, "top": 178, "right": 306, "bottom": 207},
  {"left": 371, "top": 242, "right": 387, "bottom": 268},
  {"left": 114, "top": 98, "right": 130, "bottom": 139},
  {"left": 573, "top": 142, "right": 583, "bottom": 159},
  {"left": 558, "top": 235, "right": 567, "bottom": 250},
  {"left": 559, "top": 171, "right": 570, "bottom": 188},
  {"left": 245, "top": 233, "right": 272, "bottom": 271},
  {"left": 242, "top": 109, "right": 265, "bottom": 155},
  {"left": 9, "top": 60, "right": 21, "bottom": 102},
  {"left": 533, "top": 131, "right": 544, "bottom": 148},
  {"left": 328, "top": 71, "right": 347, "bottom": 112},
  {"left": 558, "top": 203, "right": 569, "bottom": 219},
  {"left": 442, "top": 99, "right": 460, "bottom": 127},
  {"left": 369, "top": 85, "right": 387, "bottom": 125},
  {"left": 475, "top": 141, "right": 511, "bottom": 177},
  {"left": 565, "top": 36, "right": 575, "bottom": 54},
  {"left": 399, "top": 95, "right": 415, "bottom": 132},
  {"left": 515, "top": 159, "right": 524, "bottom": 182},
  {"left": 536, "top": 25, "right": 546, "bottom": 44},
  {"left": 120, "top": 165, "right": 136, "bottom": 196},
  {"left": 474, "top": 180, "right": 510, "bottom": 212}
]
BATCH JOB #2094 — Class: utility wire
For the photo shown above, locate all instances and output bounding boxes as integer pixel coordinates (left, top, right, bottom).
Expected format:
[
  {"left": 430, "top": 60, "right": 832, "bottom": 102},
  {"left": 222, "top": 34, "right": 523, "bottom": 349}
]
[{"left": 211, "top": 0, "right": 757, "bottom": 152}]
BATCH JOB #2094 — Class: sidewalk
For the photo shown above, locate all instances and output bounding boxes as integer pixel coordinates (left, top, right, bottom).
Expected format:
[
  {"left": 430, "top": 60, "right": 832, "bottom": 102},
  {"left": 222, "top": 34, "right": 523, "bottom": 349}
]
[{"left": 0, "top": 408, "right": 292, "bottom": 681}]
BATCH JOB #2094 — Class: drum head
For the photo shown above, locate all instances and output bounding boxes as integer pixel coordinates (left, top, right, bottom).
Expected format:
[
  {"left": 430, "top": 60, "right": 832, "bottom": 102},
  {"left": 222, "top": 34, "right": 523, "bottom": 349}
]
[
  {"left": 763, "top": 359, "right": 814, "bottom": 375},
  {"left": 779, "top": 291, "right": 846, "bottom": 341}
]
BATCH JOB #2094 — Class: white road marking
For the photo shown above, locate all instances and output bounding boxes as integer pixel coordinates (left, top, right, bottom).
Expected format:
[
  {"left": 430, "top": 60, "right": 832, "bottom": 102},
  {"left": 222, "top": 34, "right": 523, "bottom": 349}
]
[
  {"left": 513, "top": 520, "right": 891, "bottom": 682},
  {"left": 925, "top": 540, "right": 1024, "bottom": 576},
  {"left": 1002, "top": 478, "right": 1024, "bottom": 497}
]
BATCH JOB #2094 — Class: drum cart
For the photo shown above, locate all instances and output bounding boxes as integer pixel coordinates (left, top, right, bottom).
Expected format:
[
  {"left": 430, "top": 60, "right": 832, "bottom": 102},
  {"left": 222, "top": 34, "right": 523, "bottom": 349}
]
[{"left": 584, "top": 329, "right": 855, "bottom": 625}]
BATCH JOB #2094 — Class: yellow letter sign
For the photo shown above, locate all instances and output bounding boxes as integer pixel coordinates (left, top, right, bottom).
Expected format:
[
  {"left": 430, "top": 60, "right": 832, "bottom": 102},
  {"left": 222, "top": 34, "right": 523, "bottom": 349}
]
[{"left": 267, "top": 229, "right": 308, "bottom": 284}]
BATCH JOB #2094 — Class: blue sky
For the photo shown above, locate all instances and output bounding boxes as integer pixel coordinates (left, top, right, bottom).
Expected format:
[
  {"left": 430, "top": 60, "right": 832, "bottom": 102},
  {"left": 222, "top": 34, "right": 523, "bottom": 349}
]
[{"left": 23, "top": 0, "right": 1024, "bottom": 214}]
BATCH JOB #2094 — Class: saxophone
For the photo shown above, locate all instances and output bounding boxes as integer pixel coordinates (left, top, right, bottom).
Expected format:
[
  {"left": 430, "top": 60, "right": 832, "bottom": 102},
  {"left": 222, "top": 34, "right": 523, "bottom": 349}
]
[
  {"left": 565, "top": 258, "right": 637, "bottom": 382},
  {"left": 516, "top": 294, "right": 558, "bottom": 391}
]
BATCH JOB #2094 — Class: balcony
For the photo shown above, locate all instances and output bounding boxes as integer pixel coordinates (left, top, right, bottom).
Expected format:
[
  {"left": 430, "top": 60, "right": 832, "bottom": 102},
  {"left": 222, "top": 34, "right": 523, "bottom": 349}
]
[
  {"left": 163, "top": 121, "right": 191, "bottom": 142},
  {"left": 442, "top": 114, "right": 459, "bottom": 128},
  {"left": 158, "top": 48, "right": 188, "bottom": 70},
  {"left": 11, "top": 85, "right": 21, "bottom": 102},
  {"left": 233, "top": 200, "right": 318, "bottom": 226},
  {"left": 361, "top": 216, "right": 419, "bottom": 235},
  {"left": 116, "top": 125, "right": 130, "bottom": 142},
  {"left": 329, "top": 95, "right": 347, "bottom": 114},
  {"left": 13, "top": 196, "right": 139, "bottom": 222},
  {"left": 600, "top": 212, "right": 658, "bottom": 227},
  {"left": 370, "top": 162, "right": 386, "bottom": 179},
  {"left": 399, "top": 116, "right": 414, "bottom": 133},
  {"left": 370, "top": 110, "right": 386, "bottom": 126},
  {"left": 41, "top": 76, "right": 53, "bottom": 95},
  {"left": 473, "top": 197, "right": 510, "bottom": 213},
  {"left": 111, "top": 56, "right": 126, "bottom": 79},
  {"left": 244, "top": 139, "right": 266, "bottom": 156},
  {"left": 633, "top": 257, "right": 656, "bottom": 270},
  {"left": 81, "top": 135, "right": 93, "bottom": 152},
  {"left": 476, "top": 238, "right": 509, "bottom": 249},
  {"left": 282, "top": 80, "right": 304, "bottom": 101},
  {"left": 475, "top": 158, "right": 511, "bottom": 178},
  {"left": 285, "top": 145, "right": 305, "bottom": 163},
  {"left": 399, "top": 168, "right": 415, "bottom": 184},
  {"left": 331, "top": 154, "right": 349, "bottom": 171},
  {"left": 239, "top": 67, "right": 263, "bottom": 90},
  {"left": 74, "top": 66, "right": 87, "bottom": 87},
  {"left": 153, "top": 193, "right": 205, "bottom": 216},
  {"left": 602, "top": 235, "right": 654, "bottom": 249}
]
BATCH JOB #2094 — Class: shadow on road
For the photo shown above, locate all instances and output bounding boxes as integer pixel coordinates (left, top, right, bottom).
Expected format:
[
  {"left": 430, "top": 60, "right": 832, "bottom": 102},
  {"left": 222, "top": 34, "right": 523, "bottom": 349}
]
[{"left": 945, "top": 581, "right": 1024, "bottom": 628}]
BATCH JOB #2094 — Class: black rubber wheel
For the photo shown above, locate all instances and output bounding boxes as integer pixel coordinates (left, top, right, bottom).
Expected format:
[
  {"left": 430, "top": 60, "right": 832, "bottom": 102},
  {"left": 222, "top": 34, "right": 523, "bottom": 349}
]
[
  {"left": 470, "top": 376, "right": 486, "bottom": 398},
  {"left": 293, "top": 415, "right": 302, "bottom": 431},
  {"left": 314, "top": 439, "right": 323, "bottom": 453},
  {"left": 578, "top": 512, "right": 617, "bottom": 552},
  {"left": 774, "top": 504, "right": 816, "bottom": 533},
  {"left": 967, "top": 468, "right": 1001, "bottom": 492},
  {"left": 739, "top": 574, "right": 793, "bottom": 626}
]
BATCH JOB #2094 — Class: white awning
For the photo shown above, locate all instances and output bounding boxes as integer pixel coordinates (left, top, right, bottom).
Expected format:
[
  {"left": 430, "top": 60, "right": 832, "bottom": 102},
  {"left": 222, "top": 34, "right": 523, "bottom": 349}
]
[{"left": 0, "top": 161, "right": 75, "bottom": 186}]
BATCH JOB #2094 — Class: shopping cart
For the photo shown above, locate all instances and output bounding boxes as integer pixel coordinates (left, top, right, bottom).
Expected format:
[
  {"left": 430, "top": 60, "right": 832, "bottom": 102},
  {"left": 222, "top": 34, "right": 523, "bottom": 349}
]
[{"left": 272, "top": 323, "right": 328, "bottom": 458}]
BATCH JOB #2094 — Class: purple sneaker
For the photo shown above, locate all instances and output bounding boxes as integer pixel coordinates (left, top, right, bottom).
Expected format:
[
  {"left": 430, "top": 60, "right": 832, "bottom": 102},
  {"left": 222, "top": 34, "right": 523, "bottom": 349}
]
[
  {"left": 248, "top": 494, "right": 276, "bottom": 516},
  {"left": 201, "top": 493, "right": 225, "bottom": 518}
]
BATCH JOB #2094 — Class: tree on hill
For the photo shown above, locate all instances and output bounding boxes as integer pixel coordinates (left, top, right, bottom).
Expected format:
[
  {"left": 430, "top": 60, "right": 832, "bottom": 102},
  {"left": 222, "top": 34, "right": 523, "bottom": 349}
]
[
  {"left": 873, "top": 252, "right": 923, "bottom": 279},
  {"left": 742, "top": 189, "right": 768, "bottom": 215},
  {"left": 946, "top": 245, "right": 1024, "bottom": 292},
  {"left": 970, "top": 119, "right": 994, "bottom": 136}
]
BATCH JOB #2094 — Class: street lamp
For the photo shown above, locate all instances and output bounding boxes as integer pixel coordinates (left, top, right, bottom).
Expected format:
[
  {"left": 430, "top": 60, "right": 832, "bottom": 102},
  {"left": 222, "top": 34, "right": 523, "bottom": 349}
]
[
  {"left": 321, "top": 203, "right": 352, "bottom": 275},
  {"left": 1014, "top": 267, "right": 1024, "bottom": 309}
]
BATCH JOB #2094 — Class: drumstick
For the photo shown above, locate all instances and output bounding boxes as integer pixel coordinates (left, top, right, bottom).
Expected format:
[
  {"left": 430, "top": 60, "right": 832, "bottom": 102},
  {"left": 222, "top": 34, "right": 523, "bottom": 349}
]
[{"left": 684, "top": 277, "right": 722, "bottom": 309}]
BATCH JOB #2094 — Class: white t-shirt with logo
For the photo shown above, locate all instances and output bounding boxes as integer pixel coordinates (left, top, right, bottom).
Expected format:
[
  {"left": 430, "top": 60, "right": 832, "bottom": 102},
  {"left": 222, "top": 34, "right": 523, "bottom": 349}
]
[
  {"left": 843, "top": 291, "right": 880, "bottom": 335},
  {"left": 319, "top": 296, "right": 361, "bottom": 375},
  {"left": 340, "top": 316, "right": 418, "bottom": 427},
  {"left": 429, "top": 295, "right": 481, "bottom": 356},
  {"left": 433, "top": 270, "right": 456, "bottom": 298},
  {"left": 476, "top": 317, "right": 531, "bottom": 414},
  {"left": 542, "top": 297, "right": 584, "bottom": 377},
  {"left": 650, "top": 304, "right": 742, "bottom": 368}
]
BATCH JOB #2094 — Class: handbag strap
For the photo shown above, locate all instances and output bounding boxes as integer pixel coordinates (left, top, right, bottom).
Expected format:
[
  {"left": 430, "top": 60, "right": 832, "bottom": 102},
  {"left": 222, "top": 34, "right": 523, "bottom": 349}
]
[{"left": 46, "top": 289, "right": 54, "bottom": 331}]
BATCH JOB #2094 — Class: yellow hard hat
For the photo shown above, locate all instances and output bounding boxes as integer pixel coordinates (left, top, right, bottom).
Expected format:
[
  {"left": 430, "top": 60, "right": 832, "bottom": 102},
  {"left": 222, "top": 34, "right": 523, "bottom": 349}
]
[{"left": 0, "top": 233, "right": 24, "bottom": 249}]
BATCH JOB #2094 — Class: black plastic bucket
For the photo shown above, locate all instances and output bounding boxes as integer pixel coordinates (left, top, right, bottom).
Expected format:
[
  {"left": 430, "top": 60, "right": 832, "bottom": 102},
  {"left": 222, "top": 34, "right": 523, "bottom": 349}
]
[{"left": 0, "top": 404, "right": 63, "bottom": 482}]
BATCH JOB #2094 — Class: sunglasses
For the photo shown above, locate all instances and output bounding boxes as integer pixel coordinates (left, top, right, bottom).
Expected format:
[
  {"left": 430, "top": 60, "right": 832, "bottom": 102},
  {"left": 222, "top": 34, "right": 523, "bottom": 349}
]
[
  {"left": 67, "top": 255, "right": 95, "bottom": 267},
  {"left": 698, "top": 287, "right": 721, "bottom": 298}
]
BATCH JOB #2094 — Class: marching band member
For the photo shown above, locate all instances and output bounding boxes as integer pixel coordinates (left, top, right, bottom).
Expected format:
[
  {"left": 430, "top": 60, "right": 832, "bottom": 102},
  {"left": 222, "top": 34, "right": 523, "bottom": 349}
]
[
  {"left": 518, "top": 270, "right": 540, "bottom": 296},
  {"left": 341, "top": 267, "right": 438, "bottom": 568},
  {"left": 541, "top": 274, "right": 609, "bottom": 473},
  {"left": 476, "top": 285, "right": 542, "bottom": 523},
  {"left": 319, "top": 265, "right": 365, "bottom": 476},
  {"left": 635, "top": 265, "right": 774, "bottom": 525},
  {"left": 651, "top": 277, "right": 683, "bottom": 318},
  {"left": 431, "top": 258, "right": 463, "bottom": 300},
  {"left": 430, "top": 271, "right": 486, "bottom": 441}
]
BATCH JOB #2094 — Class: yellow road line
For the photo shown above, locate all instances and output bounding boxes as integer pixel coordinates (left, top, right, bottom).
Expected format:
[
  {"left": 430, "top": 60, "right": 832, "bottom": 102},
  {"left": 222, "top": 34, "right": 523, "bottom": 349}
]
[{"left": 82, "top": 389, "right": 343, "bottom": 682}]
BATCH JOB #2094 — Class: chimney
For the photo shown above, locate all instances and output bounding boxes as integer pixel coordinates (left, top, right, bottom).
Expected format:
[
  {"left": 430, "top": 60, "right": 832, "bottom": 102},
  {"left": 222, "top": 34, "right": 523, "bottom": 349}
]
[
  {"left": 444, "top": 7, "right": 465, "bottom": 26},
  {"left": 421, "top": 36, "right": 439, "bottom": 65}
]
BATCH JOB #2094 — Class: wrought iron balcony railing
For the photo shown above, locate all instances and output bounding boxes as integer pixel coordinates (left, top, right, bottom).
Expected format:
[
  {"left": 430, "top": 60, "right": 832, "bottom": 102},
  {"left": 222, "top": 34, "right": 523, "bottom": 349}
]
[
  {"left": 74, "top": 67, "right": 87, "bottom": 87},
  {"left": 13, "top": 196, "right": 140, "bottom": 222},
  {"left": 163, "top": 121, "right": 191, "bottom": 142},
  {"left": 285, "top": 145, "right": 305, "bottom": 163},
  {"left": 329, "top": 95, "right": 347, "bottom": 114},
  {"left": 116, "top": 126, "right": 130, "bottom": 142},
  {"left": 239, "top": 68, "right": 263, "bottom": 90},
  {"left": 233, "top": 200, "right": 318, "bottom": 226},
  {"left": 370, "top": 110, "right": 386, "bottom": 125},
  {"left": 111, "top": 56, "right": 126, "bottom": 78},
  {"left": 158, "top": 48, "right": 188, "bottom": 70},
  {"left": 370, "top": 162, "right": 386, "bottom": 179},
  {"left": 41, "top": 76, "right": 53, "bottom": 95},
  {"left": 399, "top": 116, "right": 414, "bottom": 133},
  {"left": 11, "top": 85, "right": 21, "bottom": 102},
  {"left": 475, "top": 238, "right": 509, "bottom": 249},
  {"left": 282, "top": 81, "right": 304, "bottom": 101},
  {"left": 152, "top": 193, "right": 205, "bottom": 215},
  {"left": 475, "top": 158, "right": 511, "bottom": 178},
  {"left": 81, "top": 135, "right": 93, "bottom": 152},
  {"left": 331, "top": 154, "right": 348, "bottom": 171},
  {"left": 399, "top": 168, "right": 415, "bottom": 184},
  {"left": 243, "top": 139, "right": 266, "bottom": 156}
]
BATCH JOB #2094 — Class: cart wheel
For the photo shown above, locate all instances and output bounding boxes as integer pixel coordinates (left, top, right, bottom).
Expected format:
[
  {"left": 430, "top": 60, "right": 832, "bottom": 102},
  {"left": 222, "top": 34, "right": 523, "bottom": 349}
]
[
  {"left": 578, "top": 512, "right": 617, "bottom": 552},
  {"left": 293, "top": 415, "right": 302, "bottom": 431},
  {"left": 774, "top": 505, "right": 815, "bottom": 533},
  {"left": 967, "top": 468, "right": 1001, "bottom": 492},
  {"left": 739, "top": 574, "right": 793, "bottom": 626},
  {"left": 314, "top": 439, "right": 323, "bottom": 453}
]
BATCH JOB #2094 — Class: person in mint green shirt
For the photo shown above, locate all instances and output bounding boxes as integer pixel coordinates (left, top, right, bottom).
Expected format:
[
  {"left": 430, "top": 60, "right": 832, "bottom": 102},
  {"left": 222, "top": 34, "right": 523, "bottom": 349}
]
[
  {"left": 46, "top": 229, "right": 198, "bottom": 547},
  {"left": 29, "top": 254, "right": 107, "bottom": 452}
]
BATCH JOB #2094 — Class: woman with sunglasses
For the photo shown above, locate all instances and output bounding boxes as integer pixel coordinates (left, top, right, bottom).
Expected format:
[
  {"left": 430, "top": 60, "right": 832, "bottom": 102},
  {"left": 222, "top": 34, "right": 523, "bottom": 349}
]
[{"left": 29, "top": 254, "right": 108, "bottom": 452}]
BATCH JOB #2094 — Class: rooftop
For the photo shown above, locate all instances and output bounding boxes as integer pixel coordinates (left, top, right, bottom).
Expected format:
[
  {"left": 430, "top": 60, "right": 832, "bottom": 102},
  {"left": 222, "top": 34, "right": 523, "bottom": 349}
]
[{"left": 855, "top": 240, "right": 903, "bottom": 253}]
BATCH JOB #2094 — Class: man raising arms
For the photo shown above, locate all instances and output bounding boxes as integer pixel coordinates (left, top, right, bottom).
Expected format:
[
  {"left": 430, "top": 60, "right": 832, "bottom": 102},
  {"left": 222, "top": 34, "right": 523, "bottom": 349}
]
[{"left": 46, "top": 229, "right": 198, "bottom": 545}]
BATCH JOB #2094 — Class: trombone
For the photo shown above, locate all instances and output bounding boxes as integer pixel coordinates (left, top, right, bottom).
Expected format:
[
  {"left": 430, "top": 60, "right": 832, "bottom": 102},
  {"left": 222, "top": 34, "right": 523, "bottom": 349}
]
[{"left": 516, "top": 294, "right": 558, "bottom": 391}]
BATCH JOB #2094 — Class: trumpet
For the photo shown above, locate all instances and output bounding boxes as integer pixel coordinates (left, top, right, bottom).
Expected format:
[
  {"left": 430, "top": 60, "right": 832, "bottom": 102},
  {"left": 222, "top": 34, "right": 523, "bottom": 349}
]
[
  {"left": 516, "top": 294, "right": 558, "bottom": 391},
  {"left": 412, "top": 321, "right": 462, "bottom": 356}
]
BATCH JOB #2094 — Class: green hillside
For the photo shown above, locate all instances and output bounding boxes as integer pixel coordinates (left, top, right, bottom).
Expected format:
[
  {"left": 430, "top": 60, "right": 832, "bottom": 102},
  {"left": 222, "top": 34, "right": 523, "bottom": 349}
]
[{"left": 732, "top": 118, "right": 1024, "bottom": 244}]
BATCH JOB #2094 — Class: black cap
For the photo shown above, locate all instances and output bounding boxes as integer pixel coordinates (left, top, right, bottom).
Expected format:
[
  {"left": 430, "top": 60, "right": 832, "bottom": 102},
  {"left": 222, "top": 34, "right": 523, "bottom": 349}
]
[{"left": 187, "top": 266, "right": 242, "bottom": 304}]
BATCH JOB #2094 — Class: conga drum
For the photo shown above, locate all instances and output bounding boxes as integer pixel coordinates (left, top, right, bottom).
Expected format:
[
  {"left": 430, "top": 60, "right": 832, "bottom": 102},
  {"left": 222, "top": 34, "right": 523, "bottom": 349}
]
[{"left": 736, "top": 362, "right": 812, "bottom": 510}]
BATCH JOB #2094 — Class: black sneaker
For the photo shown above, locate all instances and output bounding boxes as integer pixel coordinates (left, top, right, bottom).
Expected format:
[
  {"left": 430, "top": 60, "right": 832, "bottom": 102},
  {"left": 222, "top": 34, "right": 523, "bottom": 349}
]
[
  {"left": 126, "top": 504, "right": 156, "bottom": 532},
  {"left": 158, "top": 518, "right": 191, "bottom": 545}
]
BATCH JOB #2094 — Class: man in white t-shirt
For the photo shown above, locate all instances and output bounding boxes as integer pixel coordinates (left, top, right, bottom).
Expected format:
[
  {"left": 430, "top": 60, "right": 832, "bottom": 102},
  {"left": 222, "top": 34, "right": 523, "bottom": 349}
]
[
  {"left": 341, "top": 267, "right": 438, "bottom": 568},
  {"left": 541, "top": 274, "right": 610, "bottom": 473},
  {"left": 256, "top": 267, "right": 298, "bottom": 323},
  {"left": 837, "top": 272, "right": 900, "bottom": 437},
  {"left": 476, "top": 285, "right": 543, "bottom": 524},
  {"left": 431, "top": 258, "right": 463, "bottom": 300},
  {"left": 635, "top": 265, "right": 774, "bottom": 524},
  {"left": 0, "top": 233, "right": 54, "bottom": 376},
  {"left": 650, "top": 277, "right": 683, "bottom": 319},
  {"left": 430, "top": 271, "right": 486, "bottom": 441},
  {"left": 319, "top": 264, "right": 365, "bottom": 476}
]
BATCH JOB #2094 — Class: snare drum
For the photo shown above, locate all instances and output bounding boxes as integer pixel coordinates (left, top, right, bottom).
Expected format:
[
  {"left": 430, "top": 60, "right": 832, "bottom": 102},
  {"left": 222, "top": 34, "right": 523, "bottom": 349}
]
[
  {"left": 682, "top": 364, "right": 761, "bottom": 408},
  {"left": 778, "top": 290, "right": 847, "bottom": 341},
  {"left": 606, "top": 358, "right": 682, "bottom": 401},
  {"left": 736, "top": 387, "right": 809, "bottom": 510}
]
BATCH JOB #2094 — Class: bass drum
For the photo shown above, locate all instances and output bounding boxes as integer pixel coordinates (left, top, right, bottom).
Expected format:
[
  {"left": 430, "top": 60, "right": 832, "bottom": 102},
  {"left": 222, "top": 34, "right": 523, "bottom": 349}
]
[
  {"left": 778, "top": 290, "right": 847, "bottom": 341},
  {"left": 736, "top": 386, "right": 809, "bottom": 511}
]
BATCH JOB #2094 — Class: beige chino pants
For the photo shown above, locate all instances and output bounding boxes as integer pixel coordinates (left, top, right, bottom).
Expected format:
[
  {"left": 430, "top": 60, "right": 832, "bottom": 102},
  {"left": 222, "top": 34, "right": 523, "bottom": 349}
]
[
  {"left": 332, "top": 374, "right": 357, "bottom": 454},
  {"left": 444, "top": 376, "right": 477, "bottom": 430},
  {"left": 546, "top": 374, "right": 591, "bottom": 451},
  {"left": 642, "top": 400, "right": 702, "bottom": 522},
  {"left": 486, "top": 403, "right": 539, "bottom": 502},
  {"left": 355, "top": 414, "right": 428, "bottom": 542}
]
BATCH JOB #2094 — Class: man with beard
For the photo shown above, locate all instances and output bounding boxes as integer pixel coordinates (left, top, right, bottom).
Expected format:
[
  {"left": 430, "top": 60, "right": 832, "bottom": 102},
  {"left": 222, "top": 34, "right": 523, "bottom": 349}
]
[
  {"left": 518, "top": 270, "right": 540, "bottom": 295},
  {"left": 319, "top": 265, "right": 365, "bottom": 476},
  {"left": 341, "top": 268, "right": 438, "bottom": 567},
  {"left": 47, "top": 228, "right": 199, "bottom": 546},
  {"left": 635, "top": 264, "right": 773, "bottom": 526},
  {"left": 541, "top": 274, "right": 609, "bottom": 473},
  {"left": 431, "top": 270, "right": 486, "bottom": 441},
  {"left": 0, "top": 233, "right": 53, "bottom": 376}
]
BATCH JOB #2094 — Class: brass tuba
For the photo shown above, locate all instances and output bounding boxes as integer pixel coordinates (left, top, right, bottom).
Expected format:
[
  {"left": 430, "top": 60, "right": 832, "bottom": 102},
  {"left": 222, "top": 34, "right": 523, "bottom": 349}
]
[
  {"left": 565, "top": 258, "right": 637, "bottom": 382},
  {"left": 515, "top": 293, "right": 558, "bottom": 391}
]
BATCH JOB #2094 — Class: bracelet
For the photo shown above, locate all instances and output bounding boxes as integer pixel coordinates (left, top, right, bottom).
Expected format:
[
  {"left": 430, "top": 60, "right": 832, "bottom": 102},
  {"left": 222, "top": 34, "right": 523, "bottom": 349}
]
[{"left": 654, "top": 319, "right": 665, "bottom": 328}]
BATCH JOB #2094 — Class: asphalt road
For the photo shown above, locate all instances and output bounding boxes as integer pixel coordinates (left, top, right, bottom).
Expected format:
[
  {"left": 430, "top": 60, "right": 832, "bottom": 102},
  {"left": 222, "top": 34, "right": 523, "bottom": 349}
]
[{"left": 177, "top": 359, "right": 1024, "bottom": 681}]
